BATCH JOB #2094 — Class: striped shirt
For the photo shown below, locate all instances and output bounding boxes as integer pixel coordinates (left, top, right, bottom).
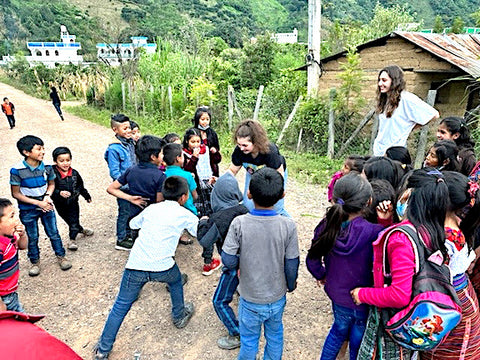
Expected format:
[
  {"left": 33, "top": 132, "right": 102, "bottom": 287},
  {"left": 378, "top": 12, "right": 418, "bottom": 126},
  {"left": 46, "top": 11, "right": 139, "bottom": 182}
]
[
  {"left": 126, "top": 201, "right": 199, "bottom": 272},
  {"left": 10, "top": 160, "right": 55, "bottom": 210},
  {"left": 0, "top": 235, "right": 19, "bottom": 296}
]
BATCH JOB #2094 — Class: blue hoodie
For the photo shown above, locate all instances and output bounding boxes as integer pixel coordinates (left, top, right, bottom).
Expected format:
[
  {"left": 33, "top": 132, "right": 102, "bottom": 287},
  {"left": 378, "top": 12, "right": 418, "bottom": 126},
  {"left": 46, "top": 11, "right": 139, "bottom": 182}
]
[{"left": 104, "top": 135, "right": 136, "bottom": 180}]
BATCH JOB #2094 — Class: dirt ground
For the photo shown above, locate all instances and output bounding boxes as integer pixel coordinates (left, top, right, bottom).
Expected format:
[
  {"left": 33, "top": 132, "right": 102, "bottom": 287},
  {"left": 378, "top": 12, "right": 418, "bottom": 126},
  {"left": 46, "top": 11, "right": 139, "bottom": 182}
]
[{"left": 0, "top": 82, "right": 333, "bottom": 360}]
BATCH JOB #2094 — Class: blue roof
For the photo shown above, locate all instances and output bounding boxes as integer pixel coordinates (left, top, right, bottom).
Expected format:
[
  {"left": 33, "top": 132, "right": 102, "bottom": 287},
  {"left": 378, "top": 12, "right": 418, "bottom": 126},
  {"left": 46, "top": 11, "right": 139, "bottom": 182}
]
[
  {"left": 27, "top": 42, "right": 81, "bottom": 48},
  {"left": 131, "top": 36, "right": 148, "bottom": 40}
]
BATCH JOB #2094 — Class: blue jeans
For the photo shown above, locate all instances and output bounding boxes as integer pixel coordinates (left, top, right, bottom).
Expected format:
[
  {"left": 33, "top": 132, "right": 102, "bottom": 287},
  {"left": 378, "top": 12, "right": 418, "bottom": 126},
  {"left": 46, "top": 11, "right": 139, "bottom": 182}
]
[
  {"left": 53, "top": 102, "right": 62, "bottom": 116},
  {"left": 2, "top": 292, "right": 24, "bottom": 312},
  {"left": 320, "top": 303, "right": 368, "bottom": 360},
  {"left": 243, "top": 169, "right": 290, "bottom": 217},
  {"left": 238, "top": 295, "right": 286, "bottom": 360},
  {"left": 19, "top": 208, "right": 65, "bottom": 263},
  {"left": 116, "top": 198, "right": 131, "bottom": 242},
  {"left": 213, "top": 267, "right": 240, "bottom": 336},
  {"left": 97, "top": 265, "right": 185, "bottom": 354}
]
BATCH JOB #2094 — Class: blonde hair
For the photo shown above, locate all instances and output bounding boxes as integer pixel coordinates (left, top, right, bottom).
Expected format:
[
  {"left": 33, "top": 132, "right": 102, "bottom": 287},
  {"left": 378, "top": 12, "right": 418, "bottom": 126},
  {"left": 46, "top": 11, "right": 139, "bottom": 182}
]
[{"left": 234, "top": 120, "right": 270, "bottom": 154}]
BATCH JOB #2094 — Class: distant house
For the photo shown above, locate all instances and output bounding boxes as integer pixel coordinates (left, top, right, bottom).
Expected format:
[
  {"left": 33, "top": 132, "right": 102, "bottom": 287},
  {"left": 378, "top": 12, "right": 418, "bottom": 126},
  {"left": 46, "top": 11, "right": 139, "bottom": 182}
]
[
  {"left": 319, "top": 31, "right": 480, "bottom": 117},
  {"left": 96, "top": 37, "right": 157, "bottom": 66},
  {"left": 273, "top": 29, "right": 298, "bottom": 44},
  {"left": 26, "top": 25, "right": 83, "bottom": 68}
]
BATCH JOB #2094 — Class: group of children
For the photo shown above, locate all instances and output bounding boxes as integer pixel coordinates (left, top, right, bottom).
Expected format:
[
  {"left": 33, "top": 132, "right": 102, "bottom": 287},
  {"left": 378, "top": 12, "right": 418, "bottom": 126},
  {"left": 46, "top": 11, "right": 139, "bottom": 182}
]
[
  {"left": 312, "top": 115, "right": 480, "bottom": 360},
  {"left": 0, "top": 105, "right": 299, "bottom": 360}
]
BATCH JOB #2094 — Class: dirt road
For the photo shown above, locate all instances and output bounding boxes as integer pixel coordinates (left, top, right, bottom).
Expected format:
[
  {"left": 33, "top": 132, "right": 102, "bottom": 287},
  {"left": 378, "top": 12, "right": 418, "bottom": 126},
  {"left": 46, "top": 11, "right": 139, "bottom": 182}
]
[{"left": 0, "top": 82, "right": 332, "bottom": 360}]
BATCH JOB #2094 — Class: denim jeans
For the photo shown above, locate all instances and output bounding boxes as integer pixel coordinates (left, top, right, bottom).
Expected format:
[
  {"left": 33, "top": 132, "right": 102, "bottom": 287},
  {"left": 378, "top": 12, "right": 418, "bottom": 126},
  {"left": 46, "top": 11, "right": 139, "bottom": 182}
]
[
  {"left": 97, "top": 265, "right": 185, "bottom": 354},
  {"left": 320, "top": 302, "right": 368, "bottom": 360},
  {"left": 243, "top": 169, "right": 290, "bottom": 217},
  {"left": 19, "top": 208, "right": 65, "bottom": 263},
  {"left": 116, "top": 198, "right": 131, "bottom": 242},
  {"left": 1, "top": 292, "right": 24, "bottom": 312},
  {"left": 213, "top": 267, "right": 240, "bottom": 336},
  {"left": 238, "top": 295, "right": 286, "bottom": 360},
  {"left": 53, "top": 102, "right": 62, "bottom": 116}
]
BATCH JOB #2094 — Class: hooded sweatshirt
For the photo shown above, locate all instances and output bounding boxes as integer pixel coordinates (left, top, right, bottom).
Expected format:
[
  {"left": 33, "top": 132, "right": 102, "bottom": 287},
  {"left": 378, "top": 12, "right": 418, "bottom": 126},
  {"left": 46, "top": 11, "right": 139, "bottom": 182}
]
[{"left": 306, "top": 216, "right": 384, "bottom": 311}]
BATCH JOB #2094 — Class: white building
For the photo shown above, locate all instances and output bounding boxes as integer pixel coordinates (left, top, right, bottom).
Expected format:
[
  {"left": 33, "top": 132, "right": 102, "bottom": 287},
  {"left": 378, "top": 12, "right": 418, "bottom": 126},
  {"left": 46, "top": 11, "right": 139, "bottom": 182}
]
[
  {"left": 96, "top": 37, "right": 157, "bottom": 66},
  {"left": 273, "top": 28, "right": 298, "bottom": 44},
  {"left": 26, "top": 25, "right": 83, "bottom": 68}
]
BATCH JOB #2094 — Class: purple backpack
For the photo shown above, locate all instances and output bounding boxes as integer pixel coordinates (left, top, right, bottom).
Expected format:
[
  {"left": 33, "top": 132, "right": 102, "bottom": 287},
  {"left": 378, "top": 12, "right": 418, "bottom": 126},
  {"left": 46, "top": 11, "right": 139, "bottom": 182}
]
[{"left": 380, "top": 224, "right": 462, "bottom": 351}]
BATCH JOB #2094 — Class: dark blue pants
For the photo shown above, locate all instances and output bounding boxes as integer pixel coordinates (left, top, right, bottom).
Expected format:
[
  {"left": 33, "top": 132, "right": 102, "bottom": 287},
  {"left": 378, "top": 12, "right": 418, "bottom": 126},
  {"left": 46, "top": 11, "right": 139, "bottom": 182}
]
[
  {"left": 53, "top": 102, "right": 62, "bottom": 116},
  {"left": 213, "top": 267, "right": 239, "bottom": 336},
  {"left": 116, "top": 198, "right": 131, "bottom": 242},
  {"left": 320, "top": 302, "right": 368, "bottom": 360}
]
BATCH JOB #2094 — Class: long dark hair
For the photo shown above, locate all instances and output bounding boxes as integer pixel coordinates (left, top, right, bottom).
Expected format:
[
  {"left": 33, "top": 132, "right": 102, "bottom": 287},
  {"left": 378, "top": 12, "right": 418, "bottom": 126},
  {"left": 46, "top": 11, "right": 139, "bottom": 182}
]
[
  {"left": 376, "top": 65, "right": 406, "bottom": 118},
  {"left": 363, "top": 156, "right": 401, "bottom": 189},
  {"left": 407, "top": 168, "right": 448, "bottom": 258},
  {"left": 386, "top": 146, "right": 412, "bottom": 166},
  {"left": 443, "top": 171, "right": 480, "bottom": 249},
  {"left": 440, "top": 116, "right": 475, "bottom": 149},
  {"left": 308, "top": 173, "right": 372, "bottom": 259}
]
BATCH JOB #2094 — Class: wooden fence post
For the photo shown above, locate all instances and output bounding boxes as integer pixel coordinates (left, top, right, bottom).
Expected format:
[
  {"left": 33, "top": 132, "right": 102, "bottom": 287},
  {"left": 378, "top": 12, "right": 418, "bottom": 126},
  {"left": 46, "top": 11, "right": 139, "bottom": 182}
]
[
  {"left": 369, "top": 114, "right": 379, "bottom": 155},
  {"left": 253, "top": 85, "right": 264, "bottom": 122},
  {"left": 277, "top": 95, "right": 303, "bottom": 144},
  {"left": 231, "top": 87, "right": 243, "bottom": 121},
  {"left": 134, "top": 82, "right": 138, "bottom": 116},
  {"left": 296, "top": 128, "right": 303, "bottom": 153},
  {"left": 121, "top": 82, "right": 126, "bottom": 111},
  {"left": 227, "top": 85, "right": 234, "bottom": 131},
  {"left": 327, "top": 88, "right": 336, "bottom": 159},
  {"left": 414, "top": 90, "right": 437, "bottom": 168},
  {"left": 337, "top": 109, "right": 375, "bottom": 158}
]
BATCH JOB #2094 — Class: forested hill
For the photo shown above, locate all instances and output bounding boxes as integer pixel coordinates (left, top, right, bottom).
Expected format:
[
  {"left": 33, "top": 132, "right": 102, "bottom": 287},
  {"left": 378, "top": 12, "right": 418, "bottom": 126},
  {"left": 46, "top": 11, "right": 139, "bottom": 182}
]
[{"left": 0, "top": 0, "right": 479, "bottom": 57}]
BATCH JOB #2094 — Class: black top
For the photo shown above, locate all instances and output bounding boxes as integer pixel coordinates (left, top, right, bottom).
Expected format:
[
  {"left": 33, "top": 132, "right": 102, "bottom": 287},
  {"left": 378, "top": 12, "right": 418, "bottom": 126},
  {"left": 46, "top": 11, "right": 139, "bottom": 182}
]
[
  {"left": 50, "top": 90, "right": 61, "bottom": 105},
  {"left": 51, "top": 167, "right": 91, "bottom": 205},
  {"left": 231, "top": 142, "right": 286, "bottom": 175}
]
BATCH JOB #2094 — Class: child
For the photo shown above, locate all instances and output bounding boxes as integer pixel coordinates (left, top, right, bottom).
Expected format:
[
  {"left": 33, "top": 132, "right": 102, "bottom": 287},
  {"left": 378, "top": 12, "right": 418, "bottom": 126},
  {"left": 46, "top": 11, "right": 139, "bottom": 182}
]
[
  {"left": 50, "top": 86, "right": 64, "bottom": 121},
  {"left": 129, "top": 120, "right": 141, "bottom": 144},
  {"left": 107, "top": 135, "right": 166, "bottom": 245},
  {"left": 94, "top": 176, "right": 198, "bottom": 359},
  {"left": 10, "top": 135, "right": 71, "bottom": 276},
  {"left": 363, "top": 156, "right": 402, "bottom": 189},
  {"left": 183, "top": 128, "right": 219, "bottom": 217},
  {"left": 420, "top": 171, "right": 480, "bottom": 359},
  {"left": 437, "top": 116, "right": 476, "bottom": 176},
  {"left": 222, "top": 167, "right": 299, "bottom": 359},
  {"left": 385, "top": 146, "right": 412, "bottom": 168},
  {"left": 424, "top": 140, "right": 459, "bottom": 171},
  {"left": 307, "top": 174, "right": 386, "bottom": 360},
  {"left": 51, "top": 147, "right": 93, "bottom": 251},
  {"left": 351, "top": 169, "right": 450, "bottom": 359},
  {"left": 163, "top": 133, "right": 182, "bottom": 144},
  {"left": 229, "top": 120, "right": 289, "bottom": 217},
  {"left": 104, "top": 114, "right": 136, "bottom": 251},
  {"left": 1, "top": 97, "right": 16, "bottom": 129},
  {"left": 373, "top": 65, "right": 439, "bottom": 156},
  {"left": 0, "top": 198, "right": 27, "bottom": 312},
  {"left": 327, "top": 155, "right": 366, "bottom": 203},
  {"left": 203, "top": 173, "right": 248, "bottom": 349},
  {"left": 192, "top": 106, "right": 222, "bottom": 176},
  {"left": 163, "top": 143, "right": 198, "bottom": 216}
]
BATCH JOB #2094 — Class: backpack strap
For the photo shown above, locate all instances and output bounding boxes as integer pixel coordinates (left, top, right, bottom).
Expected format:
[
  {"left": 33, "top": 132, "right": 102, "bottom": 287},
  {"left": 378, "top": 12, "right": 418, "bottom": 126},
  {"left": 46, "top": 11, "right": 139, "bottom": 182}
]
[{"left": 382, "top": 224, "right": 422, "bottom": 280}]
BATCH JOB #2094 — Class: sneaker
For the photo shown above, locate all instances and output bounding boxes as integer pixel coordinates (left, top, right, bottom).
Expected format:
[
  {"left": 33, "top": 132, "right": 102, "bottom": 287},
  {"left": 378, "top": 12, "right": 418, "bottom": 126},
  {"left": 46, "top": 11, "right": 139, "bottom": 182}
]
[
  {"left": 67, "top": 240, "right": 78, "bottom": 251},
  {"left": 29, "top": 262, "right": 40, "bottom": 277},
  {"left": 217, "top": 335, "right": 241, "bottom": 350},
  {"left": 93, "top": 347, "right": 109, "bottom": 359},
  {"left": 166, "top": 273, "right": 188, "bottom": 293},
  {"left": 82, "top": 228, "right": 94, "bottom": 236},
  {"left": 202, "top": 258, "right": 222, "bottom": 276},
  {"left": 173, "top": 302, "right": 194, "bottom": 329},
  {"left": 115, "top": 238, "right": 134, "bottom": 251},
  {"left": 57, "top": 256, "right": 72, "bottom": 271},
  {"left": 179, "top": 233, "right": 193, "bottom": 245}
]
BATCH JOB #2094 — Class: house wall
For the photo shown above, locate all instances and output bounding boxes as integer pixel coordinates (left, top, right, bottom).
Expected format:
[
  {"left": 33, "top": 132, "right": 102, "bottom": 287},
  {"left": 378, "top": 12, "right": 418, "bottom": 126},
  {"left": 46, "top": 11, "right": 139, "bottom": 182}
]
[{"left": 318, "top": 37, "right": 468, "bottom": 117}]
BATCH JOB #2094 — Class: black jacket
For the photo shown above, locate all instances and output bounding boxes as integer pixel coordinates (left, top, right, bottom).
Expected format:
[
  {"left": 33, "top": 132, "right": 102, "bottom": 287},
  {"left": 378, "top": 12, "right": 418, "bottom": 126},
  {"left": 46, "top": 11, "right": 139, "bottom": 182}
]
[{"left": 51, "top": 167, "right": 91, "bottom": 205}]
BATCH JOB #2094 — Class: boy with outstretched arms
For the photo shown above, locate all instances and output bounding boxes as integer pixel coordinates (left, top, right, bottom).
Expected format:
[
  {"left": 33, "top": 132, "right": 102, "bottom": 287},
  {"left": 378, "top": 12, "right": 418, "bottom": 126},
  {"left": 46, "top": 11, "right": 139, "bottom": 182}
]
[{"left": 222, "top": 167, "right": 299, "bottom": 360}]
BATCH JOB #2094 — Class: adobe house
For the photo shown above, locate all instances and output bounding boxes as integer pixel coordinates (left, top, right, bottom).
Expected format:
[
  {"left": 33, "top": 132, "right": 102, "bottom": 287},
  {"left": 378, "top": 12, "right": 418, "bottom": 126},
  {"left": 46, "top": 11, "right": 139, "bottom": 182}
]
[{"left": 319, "top": 31, "right": 480, "bottom": 118}]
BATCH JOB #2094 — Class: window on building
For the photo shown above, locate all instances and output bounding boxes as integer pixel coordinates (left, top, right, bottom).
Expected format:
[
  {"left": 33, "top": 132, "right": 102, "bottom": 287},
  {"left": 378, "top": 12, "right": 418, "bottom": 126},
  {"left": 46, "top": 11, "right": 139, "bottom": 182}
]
[
  {"left": 35, "top": 51, "right": 42, "bottom": 57},
  {"left": 45, "top": 50, "right": 50, "bottom": 56},
  {"left": 55, "top": 50, "right": 59, "bottom": 56}
]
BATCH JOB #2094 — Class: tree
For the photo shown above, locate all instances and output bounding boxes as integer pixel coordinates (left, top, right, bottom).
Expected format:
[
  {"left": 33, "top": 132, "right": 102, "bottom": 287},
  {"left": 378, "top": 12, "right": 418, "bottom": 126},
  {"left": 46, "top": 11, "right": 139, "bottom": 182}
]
[
  {"left": 433, "top": 15, "right": 444, "bottom": 33},
  {"left": 472, "top": 9, "right": 480, "bottom": 27},
  {"left": 451, "top": 16, "right": 465, "bottom": 34}
]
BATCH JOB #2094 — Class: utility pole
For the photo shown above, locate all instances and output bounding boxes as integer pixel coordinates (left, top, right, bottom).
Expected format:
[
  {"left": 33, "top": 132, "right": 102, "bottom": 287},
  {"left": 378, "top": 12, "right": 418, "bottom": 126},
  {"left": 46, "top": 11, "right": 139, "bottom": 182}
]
[{"left": 307, "top": 0, "right": 321, "bottom": 97}]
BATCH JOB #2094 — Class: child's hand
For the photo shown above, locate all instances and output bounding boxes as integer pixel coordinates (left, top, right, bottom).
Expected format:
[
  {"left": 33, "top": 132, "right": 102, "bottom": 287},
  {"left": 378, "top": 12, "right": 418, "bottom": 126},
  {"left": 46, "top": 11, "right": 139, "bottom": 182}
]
[
  {"left": 129, "top": 196, "right": 148, "bottom": 208},
  {"left": 193, "top": 147, "right": 200, "bottom": 157},
  {"left": 13, "top": 223, "right": 25, "bottom": 238},
  {"left": 209, "top": 176, "right": 217, "bottom": 185},
  {"left": 350, "top": 288, "right": 363, "bottom": 305},
  {"left": 376, "top": 200, "right": 393, "bottom": 220},
  {"left": 0, "top": 300, "right": 6, "bottom": 312},
  {"left": 210, "top": 147, "right": 217, "bottom": 154},
  {"left": 60, "top": 191, "right": 71, "bottom": 198},
  {"left": 37, "top": 200, "right": 53, "bottom": 212}
]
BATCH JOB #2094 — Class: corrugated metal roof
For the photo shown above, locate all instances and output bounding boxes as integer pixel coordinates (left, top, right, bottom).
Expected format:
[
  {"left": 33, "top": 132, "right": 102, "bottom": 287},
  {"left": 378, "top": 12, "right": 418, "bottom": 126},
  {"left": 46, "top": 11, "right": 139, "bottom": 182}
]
[
  {"left": 320, "top": 32, "right": 480, "bottom": 78},
  {"left": 394, "top": 32, "right": 480, "bottom": 78}
]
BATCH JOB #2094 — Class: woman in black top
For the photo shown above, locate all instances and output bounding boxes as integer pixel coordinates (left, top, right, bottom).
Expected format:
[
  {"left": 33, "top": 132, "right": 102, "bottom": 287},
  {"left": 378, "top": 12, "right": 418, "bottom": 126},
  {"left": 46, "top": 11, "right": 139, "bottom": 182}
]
[
  {"left": 50, "top": 86, "right": 64, "bottom": 121},
  {"left": 228, "top": 120, "right": 289, "bottom": 216}
]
